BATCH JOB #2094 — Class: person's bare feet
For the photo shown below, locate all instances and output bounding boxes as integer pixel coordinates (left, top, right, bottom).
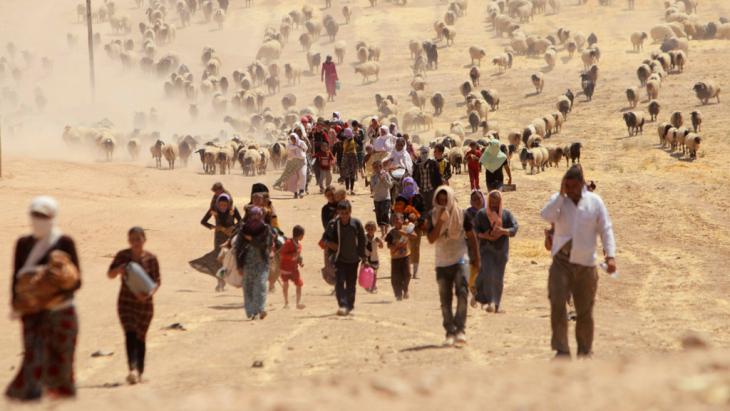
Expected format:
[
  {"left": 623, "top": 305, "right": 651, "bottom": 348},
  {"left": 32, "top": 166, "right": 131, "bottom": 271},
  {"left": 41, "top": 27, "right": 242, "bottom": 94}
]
[
  {"left": 296, "top": 304, "right": 306, "bottom": 309},
  {"left": 259, "top": 311, "right": 267, "bottom": 320}
]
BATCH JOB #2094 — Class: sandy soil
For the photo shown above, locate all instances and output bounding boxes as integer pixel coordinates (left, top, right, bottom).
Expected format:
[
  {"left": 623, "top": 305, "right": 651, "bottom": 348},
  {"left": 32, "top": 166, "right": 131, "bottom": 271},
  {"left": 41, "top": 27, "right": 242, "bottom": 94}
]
[{"left": 1, "top": 0, "right": 730, "bottom": 409}]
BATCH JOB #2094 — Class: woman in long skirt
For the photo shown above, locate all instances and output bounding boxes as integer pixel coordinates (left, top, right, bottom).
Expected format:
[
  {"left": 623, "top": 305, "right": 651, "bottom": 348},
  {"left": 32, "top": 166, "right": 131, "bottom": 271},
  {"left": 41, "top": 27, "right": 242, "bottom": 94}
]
[
  {"left": 235, "top": 207, "right": 273, "bottom": 319},
  {"left": 321, "top": 55, "right": 338, "bottom": 102},
  {"left": 473, "top": 191, "right": 518, "bottom": 313},
  {"left": 107, "top": 227, "right": 161, "bottom": 385},
  {"left": 7, "top": 197, "right": 81, "bottom": 401},
  {"left": 340, "top": 128, "right": 359, "bottom": 194},
  {"left": 274, "top": 133, "right": 308, "bottom": 198}
]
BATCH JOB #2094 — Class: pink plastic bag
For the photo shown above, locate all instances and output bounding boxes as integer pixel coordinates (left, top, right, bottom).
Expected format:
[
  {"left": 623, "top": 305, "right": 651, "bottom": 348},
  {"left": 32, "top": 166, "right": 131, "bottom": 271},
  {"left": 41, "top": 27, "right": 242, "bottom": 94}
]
[{"left": 358, "top": 265, "right": 375, "bottom": 290}]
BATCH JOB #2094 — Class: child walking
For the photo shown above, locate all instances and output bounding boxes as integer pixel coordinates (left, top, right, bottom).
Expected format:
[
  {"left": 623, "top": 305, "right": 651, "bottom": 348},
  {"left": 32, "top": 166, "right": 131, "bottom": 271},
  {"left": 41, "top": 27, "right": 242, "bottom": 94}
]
[
  {"left": 280, "top": 225, "right": 306, "bottom": 309},
  {"left": 385, "top": 213, "right": 416, "bottom": 300},
  {"left": 313, "top": 142, "right": 336, "bottom": 193},
  {"left": 364, "top": 221, "right": 383, "bottom": 293},
  {"left": 370, "top": 159, "right": 392, "bottom": 237},
  {"left": 465, "top": 141, "right": 482, "bottom": 190}
]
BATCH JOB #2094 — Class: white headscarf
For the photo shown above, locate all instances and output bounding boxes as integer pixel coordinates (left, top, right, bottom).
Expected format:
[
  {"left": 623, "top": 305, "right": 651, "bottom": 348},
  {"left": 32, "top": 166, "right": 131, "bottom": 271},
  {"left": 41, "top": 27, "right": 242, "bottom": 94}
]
[
  {"left": 386, "top": 139, "right": 413, "bottom": 174},
  {"left": 287, "top": 133, "right": 307, "bottom": 160},
  {"left": 19, "top": 196, "right": 63, "bottom": 276},
  {"left": 431, "top": 186, "right": 464, "bottom": 240}
]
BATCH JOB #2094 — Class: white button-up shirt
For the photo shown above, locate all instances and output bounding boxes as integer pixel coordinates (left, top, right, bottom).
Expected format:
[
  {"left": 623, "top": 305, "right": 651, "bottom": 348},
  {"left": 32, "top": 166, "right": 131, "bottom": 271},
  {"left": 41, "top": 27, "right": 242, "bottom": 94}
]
[{"left": 540, "top": 191, "right": 616, "bottom": 267}]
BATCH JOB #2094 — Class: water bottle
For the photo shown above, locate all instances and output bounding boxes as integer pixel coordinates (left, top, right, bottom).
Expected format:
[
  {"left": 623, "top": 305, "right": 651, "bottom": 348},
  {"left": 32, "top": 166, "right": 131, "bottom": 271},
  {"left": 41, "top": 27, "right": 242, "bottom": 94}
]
[{"left": 599, "top": 262, "right": 619, "bottom": 279}]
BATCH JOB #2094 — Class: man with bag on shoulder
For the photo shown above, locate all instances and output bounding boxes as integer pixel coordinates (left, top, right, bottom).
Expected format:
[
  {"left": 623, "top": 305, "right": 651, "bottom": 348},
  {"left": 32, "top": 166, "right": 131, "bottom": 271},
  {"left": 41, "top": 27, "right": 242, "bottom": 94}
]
[
  {"left": 541, "top": 165, "right": 616, "bottom": 359},
  {"left": 7, "top": 197, "right": 81, "bottom": 401}
]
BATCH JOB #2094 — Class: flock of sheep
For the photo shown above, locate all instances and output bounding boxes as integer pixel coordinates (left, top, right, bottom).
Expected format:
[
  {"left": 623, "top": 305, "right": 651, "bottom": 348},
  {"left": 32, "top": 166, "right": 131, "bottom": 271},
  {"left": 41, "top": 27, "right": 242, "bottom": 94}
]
[
  {"left": 44, "top": 0, "right": 727, "bottom": 179},
  {"left": 62, "top": 123, "right": 282, "bottom": 175},
  {"left": 620, "top": 0, "right": 725, "bottom": 161}
]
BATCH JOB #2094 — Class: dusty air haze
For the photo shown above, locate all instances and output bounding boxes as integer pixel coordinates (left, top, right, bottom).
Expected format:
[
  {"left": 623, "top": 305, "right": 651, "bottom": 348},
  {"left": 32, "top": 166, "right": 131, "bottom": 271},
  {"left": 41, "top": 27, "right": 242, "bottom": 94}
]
[{"left": 1, "top": 0, "right": 730, "bottom": 409}]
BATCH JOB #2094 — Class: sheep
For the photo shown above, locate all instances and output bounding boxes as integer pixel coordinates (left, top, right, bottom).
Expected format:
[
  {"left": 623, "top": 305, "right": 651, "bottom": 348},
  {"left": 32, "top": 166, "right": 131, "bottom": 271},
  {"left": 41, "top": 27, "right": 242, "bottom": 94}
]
[
  {"left": 334, "top": 41, "right": 346, "bottom": 64},
  {"left": 552, "top": 112, "right": 565, "bottom": 133},
  {"left": 481, "top": 89, "right": 500, "bottom": 111},
  {"left": 690, "top": 110, "right": 702, "bottom": 132},
  {"left": 238, "top": 148, "right": 261, "bottom": 176},
  {"left": 626, "top": 87, "right": 639, "bottom": 108},
  {"left": 161, "top": 144, "right": 179, "bottom": 170},
  {"left": 623, "top": 111, "right": 646, "bottom": 136},
  {"left": 127, "top": 138, "right": 141, "bottom": 160},
  {"left": 637, "top": 64, "right": 651, "bottom": 86},
  {"left": 657, "top": 122, "right": 673, "bottom": 147},
  {"left": 284, "top": 63, "right": 302, "bottom": 85},
  {"left": 670, "top": 111, "right": 684, "bottom": 128},
  {"left": 669, "top": 50, "right": 686, "bottom": 73},
  {"left": 257, "top": 148, "right": 270, "bottom": 174},
  {"left": 342, "top": 5, "right": 352, "bottom": 23},
  {"left": 355, "top": 62, "right": 380, "bottom": 83},
  {"left": 411, "top": 75, "right": 427, "bottom": 91},
  {"left": 324, "top": 19, "right": 339, "bottom": 42},
  {"left": 661, "top": 37, "right": 689, "bottom": 55},
  {"left": 469, "top": 66, "right": 481, "bottom": 87},
  {"left": 441, "top": 26, "right": 456, "bottom": 47},
  {"left": 544, "top": 49, "right": 557, "bottom": 68},
  {"left": 650, "top": 24, "right": 675, "bottom": 42},
  {"left": 566, "top": 40, "right": 577, "bottom": 58},
  {"left": 423, "top": 41, "right": 439, "bottom": 70},
  {"left": 469, "top": 46, "right": 487, "bottom": 66},
  {"left": 573, "top": 32, "right": 586, "bottom": 50},
  {"left": 646, "top": 79, "right": 661, "bottom": 100},
  {"left": 542, "top": 115, "right": 556, "bottom": 138},
  {"left": 368, "top": 46, "right": 381, "bottom": 62},
  {"left": 564, "top": 142, "right": 582, "bottom": 166},
  {"left": 459, "top": 81, "right": 473, "bottom": 100},
  {"left": 150, "top": 140, "right": 165, "bottom": 168},
  {"left": 408, "top": 90, "right": 426, "bottom": 111},
  {"left": 531, "top": 73, "right": 545, "bottom": 94},
  {"left": 684, "top": 133, "right": 701, "bottom": 159},
  {"left": 648, "top": 100, "right": 661, "bottom": 122},
  {"left": 216, "top": 146, "right": 234, "bottom": 175},
  {"left": 313, "top": 94, "right": 326, "bottom": 113},
  {"left": 306, "top": 52, "right": 321, "bottom": 73},
  {"left": 448, "top": 149, "right": 464, "bottom": 174},
  {"left": 409, "top": 40, "right": 423, "bottom": 60},
  {"left": 269, "top": 142, "right": 286, "bottom": 169},
  {"left": 178, "top": 139, "right": 194, "bottom": 167},
  {"left": 581, "top": 77, "right": 595, "bottom": 101},
  {"left": 556, "top": 95, "right": 572, "bottom": 119},
  {"left": 492, "top": 52, "right": 513, "bottom": 73},
  {"left": 631, "top": 32, "right": 648, "bottom": 51},
  {"left": 468, "top": 111, "right": 481, "bottom": 133},
  {"left": 281, "top": 93, "right": 297, "bottom": 111},
  {"left": 547, "top": 146, "right": 565, "bottom": 167},
  {"left": 430, "top": 92, "right": 445, "bottom": 116},
  {"left": 693, "top": 81, "right": 720, "bottom": 105},
  {"left": 581, "top": 48, "right": 598, "bottom": 70},
  {"left": 527, "top": 146, "right": 549, "bottom": 174}
]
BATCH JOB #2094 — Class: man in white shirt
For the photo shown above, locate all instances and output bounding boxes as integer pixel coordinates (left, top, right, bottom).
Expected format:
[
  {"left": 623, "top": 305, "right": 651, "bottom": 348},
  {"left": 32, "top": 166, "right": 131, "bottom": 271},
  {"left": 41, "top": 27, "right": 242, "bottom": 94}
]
[{"left": 540, "top": 165, "right": 616, "bottom": 358}]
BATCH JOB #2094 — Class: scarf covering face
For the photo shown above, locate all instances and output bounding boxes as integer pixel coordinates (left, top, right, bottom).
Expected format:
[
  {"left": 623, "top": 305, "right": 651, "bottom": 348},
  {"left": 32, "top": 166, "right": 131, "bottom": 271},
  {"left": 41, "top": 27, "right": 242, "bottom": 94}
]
[
  {"left": 20, "top": 196, "right": 63, "bottom": 276},
  {"left": 486, "top": 190, "right": 503, "bottom": 229},
  {"left": 431, "top": 186, "right": 464, "bottom": 240},
  {"left": 479, "top": 139, "right": 508, "bottom": 173},
  {"left": 243, "top": 206, "right": 265, "bottom": 235},
  {"left": 400, "top": 177, "right": 419, "bottom": 200}
]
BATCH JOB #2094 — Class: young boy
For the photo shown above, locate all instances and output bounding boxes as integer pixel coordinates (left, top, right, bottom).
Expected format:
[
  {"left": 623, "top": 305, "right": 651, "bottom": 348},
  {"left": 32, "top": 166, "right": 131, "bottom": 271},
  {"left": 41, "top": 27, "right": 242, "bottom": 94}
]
[
  {"left": 281, "top": 225, "right": 306, "bottom": 309},
  {"left": 313, "top": 142, "right": 336, "bottom": 193},
  {"left": 433, "top": 144, "right": 452, "bottom": 185},
  {"left": 370, "top": 160, "right": 393, "bottom": 238},
  {"left": 364, "top": 221, "right": 384, "bottom": 293},
  {"left": 465, "top": 141, "right": 482, "bottom": 190},
  {"left": 385, "top": 213, "right": 416, "bottom": 300}
]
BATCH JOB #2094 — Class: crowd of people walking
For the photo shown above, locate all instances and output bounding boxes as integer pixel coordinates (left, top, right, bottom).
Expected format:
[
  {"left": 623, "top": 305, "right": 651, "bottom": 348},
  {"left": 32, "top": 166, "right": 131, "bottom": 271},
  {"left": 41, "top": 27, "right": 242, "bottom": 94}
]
[{"left": 6, "top": 112, "right": 617, "bottom": 401}]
